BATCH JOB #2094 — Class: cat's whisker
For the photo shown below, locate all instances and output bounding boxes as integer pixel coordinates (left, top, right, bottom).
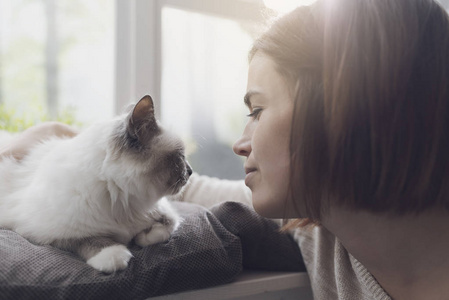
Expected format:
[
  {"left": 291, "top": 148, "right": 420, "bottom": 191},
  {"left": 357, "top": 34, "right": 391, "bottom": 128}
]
[
  {"left": 168, "top": 178, "right": 183, "bottom": 194},
  {"left": 169, "top": 175, "right": 190, "bottom": 195}
]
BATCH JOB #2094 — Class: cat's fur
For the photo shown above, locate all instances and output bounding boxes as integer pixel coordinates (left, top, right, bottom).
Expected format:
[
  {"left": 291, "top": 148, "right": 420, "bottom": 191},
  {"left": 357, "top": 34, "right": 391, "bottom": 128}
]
[{"left": 0, "top": 95, "right": 192, "bottom": 273}]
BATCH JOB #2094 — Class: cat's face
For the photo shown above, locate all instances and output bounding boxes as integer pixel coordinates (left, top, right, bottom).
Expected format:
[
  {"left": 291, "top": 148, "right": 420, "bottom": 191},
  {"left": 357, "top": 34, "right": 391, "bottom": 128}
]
[{"left": 104, "top": 95, "right": 192, "bottom": 203}]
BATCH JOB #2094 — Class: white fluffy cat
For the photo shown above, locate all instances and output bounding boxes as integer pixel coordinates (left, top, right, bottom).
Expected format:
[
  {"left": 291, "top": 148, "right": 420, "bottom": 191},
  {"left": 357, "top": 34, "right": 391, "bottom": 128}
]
[{"left": 0, "top": 95, "right": 192, "bottom": 273}]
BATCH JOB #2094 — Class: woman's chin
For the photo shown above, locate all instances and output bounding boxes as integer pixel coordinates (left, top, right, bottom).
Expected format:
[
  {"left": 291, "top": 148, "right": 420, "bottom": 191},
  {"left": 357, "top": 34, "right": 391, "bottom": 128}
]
[
  {"left": 251, "top": 190, "right": 300, "bottom": 219},
  {"left": 252, "top": 195, "right": 281, "bottom": 218}
]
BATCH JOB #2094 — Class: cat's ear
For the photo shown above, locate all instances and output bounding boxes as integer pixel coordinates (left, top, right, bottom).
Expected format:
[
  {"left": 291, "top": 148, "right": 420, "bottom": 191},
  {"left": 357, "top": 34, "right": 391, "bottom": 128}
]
[{"left": 127, "top": 95, "right": 159, "bottom": 144}]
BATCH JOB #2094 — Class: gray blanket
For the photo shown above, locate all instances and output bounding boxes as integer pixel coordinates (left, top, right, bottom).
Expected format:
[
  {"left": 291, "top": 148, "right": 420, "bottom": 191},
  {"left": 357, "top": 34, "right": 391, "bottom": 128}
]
[{"left": 0, "top": 201, "right": 305, "bottom": 300}]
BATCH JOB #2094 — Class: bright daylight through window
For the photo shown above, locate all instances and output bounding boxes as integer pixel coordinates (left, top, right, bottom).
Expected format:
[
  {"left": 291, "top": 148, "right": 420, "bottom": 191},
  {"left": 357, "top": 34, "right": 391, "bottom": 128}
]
[{"left": 0, "top": 0, "right": 330, "bottom": 179}]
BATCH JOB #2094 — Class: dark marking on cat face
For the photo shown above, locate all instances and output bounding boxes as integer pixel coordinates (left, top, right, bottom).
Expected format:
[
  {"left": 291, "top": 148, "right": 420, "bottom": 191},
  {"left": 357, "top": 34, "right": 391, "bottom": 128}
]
[
  {"left": 156, "top": 149, "right": 192, "bottom": 194},
  {"left": 127, "top": 95, "right": 160, "bottom": 147},
  {"left": 108, "top": 95, "right": 192, "bottom": 197},
  {"left": 110, "top": 95, "right": 161, "bottom": 157}
]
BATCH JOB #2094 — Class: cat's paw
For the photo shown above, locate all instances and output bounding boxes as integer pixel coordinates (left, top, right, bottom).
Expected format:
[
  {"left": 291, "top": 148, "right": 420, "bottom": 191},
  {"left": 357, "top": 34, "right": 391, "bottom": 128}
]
[
  {"left": 135, "top": 223, "right": 172, "bottom": 247},
  {"left": 135, "top": 199, "right": 180, "bottom": 247},
  {"left": 86, "top": 244, "right": 133, "bottom": 273}
]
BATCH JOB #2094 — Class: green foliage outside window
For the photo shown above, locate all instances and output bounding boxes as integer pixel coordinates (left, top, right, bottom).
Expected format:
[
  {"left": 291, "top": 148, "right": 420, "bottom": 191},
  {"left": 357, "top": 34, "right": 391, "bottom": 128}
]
[{"left": 0, "top": 102, "right": 81, "bottom": 133}]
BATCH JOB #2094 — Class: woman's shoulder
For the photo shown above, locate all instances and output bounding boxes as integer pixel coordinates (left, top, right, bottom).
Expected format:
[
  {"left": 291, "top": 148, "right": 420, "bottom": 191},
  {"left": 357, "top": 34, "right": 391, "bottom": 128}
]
[
  {"left": 292, "top": 225, "right": 336, "bottom": 261},
  {"left": 291, "top": 226, "right": 391, "bottom": 300}
]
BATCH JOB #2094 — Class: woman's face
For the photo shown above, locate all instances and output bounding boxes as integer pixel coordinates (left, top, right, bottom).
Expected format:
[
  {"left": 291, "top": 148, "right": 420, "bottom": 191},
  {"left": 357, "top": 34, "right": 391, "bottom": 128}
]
[{"left": 233, "top": 53, "right": 295, "bottom": 218}]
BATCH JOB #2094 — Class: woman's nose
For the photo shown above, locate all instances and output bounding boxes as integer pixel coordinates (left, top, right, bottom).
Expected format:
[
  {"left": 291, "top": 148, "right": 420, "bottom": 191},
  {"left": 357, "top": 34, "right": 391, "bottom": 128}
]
[{"left": 233, "top": 129, "right": 252, "bottom": 157}]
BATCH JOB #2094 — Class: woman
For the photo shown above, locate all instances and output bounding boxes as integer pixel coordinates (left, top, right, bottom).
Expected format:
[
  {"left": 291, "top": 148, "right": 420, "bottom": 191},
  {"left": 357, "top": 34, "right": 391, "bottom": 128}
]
[
  {"left": 3, "top": 0, "right": 449, "bottom": 298},
  {"left": 231, "top": 0, "right": 449, "bottom": 299}
]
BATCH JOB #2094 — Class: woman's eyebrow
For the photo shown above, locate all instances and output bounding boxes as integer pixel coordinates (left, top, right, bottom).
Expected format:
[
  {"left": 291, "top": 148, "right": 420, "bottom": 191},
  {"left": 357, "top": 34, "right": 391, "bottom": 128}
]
[{"left": 243, "top": 90, "right": 261, "bottom": 108}]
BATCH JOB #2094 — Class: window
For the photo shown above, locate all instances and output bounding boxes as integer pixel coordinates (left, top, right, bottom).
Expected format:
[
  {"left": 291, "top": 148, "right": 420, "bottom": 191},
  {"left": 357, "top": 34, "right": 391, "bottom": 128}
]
[
  {"left": 0, "top": 0, "right": 114, "bottom": 128},
  {"left": 116, "top": 0, "right": 266, "bottom": 180},
  {"left": 1, "top": 0, "right": 267, "bottom": 179},
  {"left": 161, "top": 7, "right": 256, "bottom": 180}
]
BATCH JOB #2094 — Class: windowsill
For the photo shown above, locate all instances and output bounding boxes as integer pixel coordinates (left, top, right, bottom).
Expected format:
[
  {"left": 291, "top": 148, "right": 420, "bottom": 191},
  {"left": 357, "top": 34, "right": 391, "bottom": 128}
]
[{"left": 148, "top": 270, "right": 312, "bottom": 300}]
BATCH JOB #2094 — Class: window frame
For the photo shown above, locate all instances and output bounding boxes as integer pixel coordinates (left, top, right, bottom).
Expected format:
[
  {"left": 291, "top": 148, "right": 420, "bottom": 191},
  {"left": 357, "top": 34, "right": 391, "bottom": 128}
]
[{"left": 114, "top": 0, "right": 265, "bottom": 119}]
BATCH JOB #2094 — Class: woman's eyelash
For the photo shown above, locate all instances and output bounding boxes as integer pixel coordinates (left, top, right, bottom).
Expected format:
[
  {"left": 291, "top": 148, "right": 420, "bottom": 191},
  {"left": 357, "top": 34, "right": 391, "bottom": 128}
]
[{"left": 247, "top": 108, "right": 262, "bottom": 119}]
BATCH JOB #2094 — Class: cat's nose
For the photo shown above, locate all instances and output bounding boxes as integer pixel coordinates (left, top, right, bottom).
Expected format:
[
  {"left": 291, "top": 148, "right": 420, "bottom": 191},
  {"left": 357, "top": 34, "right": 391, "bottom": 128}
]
[{"left": 186, "top": 162, "right": 193, "bottom": 176}]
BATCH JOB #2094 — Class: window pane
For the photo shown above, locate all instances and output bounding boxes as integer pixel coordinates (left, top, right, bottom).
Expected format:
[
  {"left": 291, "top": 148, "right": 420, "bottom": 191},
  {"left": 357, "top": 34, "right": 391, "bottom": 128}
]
[
  {"left": 161, "top": 7, "right": 254, "bottom": 180},
  {"left": 57, "top": 0, "right": 114, "bottom": 124},
  {"left": 0, "top": 0, "right": 114, "bottom": 130}
]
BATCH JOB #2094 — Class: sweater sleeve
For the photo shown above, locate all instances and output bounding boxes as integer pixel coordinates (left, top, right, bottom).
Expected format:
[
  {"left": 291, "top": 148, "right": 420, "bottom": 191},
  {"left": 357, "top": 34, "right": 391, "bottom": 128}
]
[{"left": 172, "top": 173, "right": 252, "bottom": 209}]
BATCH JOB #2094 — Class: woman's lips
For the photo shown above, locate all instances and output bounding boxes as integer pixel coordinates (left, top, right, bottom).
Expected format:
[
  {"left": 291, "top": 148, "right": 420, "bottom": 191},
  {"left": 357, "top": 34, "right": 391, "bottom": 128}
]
[
  {"left": 245, "top": 167, "right": 257, "bottom": 175},
  {"left": 244, "top": 167, "right": 257, "bottom": 186}
]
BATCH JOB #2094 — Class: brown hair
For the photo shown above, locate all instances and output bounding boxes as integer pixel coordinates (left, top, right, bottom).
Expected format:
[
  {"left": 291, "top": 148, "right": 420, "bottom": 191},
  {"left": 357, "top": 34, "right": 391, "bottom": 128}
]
[{"left": 251, "top": 0, "right": 449, "bottom": 220}]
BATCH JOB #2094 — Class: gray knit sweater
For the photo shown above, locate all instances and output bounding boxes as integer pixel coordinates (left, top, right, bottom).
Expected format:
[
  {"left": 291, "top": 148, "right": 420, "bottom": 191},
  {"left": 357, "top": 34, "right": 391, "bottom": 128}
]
[
  {"left": 292, "top": 225, "right": 391, "bottom": 299},
  {"left": 181, "top": 173, "right": 393, "bottom": 300}
]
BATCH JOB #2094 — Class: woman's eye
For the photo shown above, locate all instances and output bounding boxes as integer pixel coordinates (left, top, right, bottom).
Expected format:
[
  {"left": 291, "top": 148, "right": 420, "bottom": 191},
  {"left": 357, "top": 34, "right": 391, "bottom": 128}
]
[{"left": 247, "top": 108, "right": 262, "bottom": 119}]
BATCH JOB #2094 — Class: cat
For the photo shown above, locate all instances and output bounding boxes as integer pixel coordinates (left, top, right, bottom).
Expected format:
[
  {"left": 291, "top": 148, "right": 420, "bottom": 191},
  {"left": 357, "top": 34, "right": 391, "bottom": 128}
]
[{"left": 0, "top": 95, "right": 192, "bottom": 273}]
